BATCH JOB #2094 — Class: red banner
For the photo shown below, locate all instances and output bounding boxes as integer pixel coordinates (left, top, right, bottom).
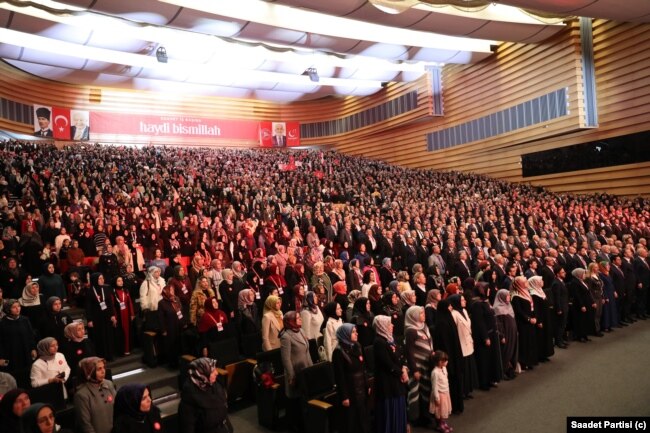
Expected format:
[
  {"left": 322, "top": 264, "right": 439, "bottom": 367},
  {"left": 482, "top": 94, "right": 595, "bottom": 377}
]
[
  {"left": 259, "top": 121, "right": 301, "bottom": 147},
  {"left": 89, "top": 112, "right": 260, "bottom": 140},
  {"left": 52, "top": 107, "right": 71, "bottom": 140}
]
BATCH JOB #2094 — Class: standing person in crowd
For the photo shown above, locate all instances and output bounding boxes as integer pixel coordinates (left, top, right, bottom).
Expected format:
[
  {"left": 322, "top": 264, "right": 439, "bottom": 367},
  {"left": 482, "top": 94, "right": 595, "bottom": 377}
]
[
  {"left": 511, "top": 276, "right": 538, "bottom": 370},
  {"left": 61, "top": 321, "right": 95, "bottom": 380},
  {"left": 30, "top": 337, "right": 70, "bottom": 398},
  {"left": 447, "top": 294, "right": 478, "bottom": 400},
  {"left": 404, "top": 305, "right": 434, "bottom": 427},
  {"left": 280, "top": 311, "right": 312, "bottom": 433},
  {"left": 569, "top": 268, "right": 596, "bottom": 342},
  {"left": 351, "top": 296, "right": 376, "bottom": 348},
  {"left": 598, "top": 261, "right": 619, "bottom": 333},
  {"left": 586, "top": 263, "right": 605, "bottom": 337},
  {"left": 178, "top": 357, "right": 232, "bottom": 433},
  {"left": 158, "top": 284, "right": 188, "bottom": 367},
  {"left": 39, "top": 296, "right": 73, "bottom": 342},
  {"left": 19, "top": 280, "right": 46, "bottom": 330},
  {"left": 424, "top": 289, "right": 442, "bottom": 338},
  {"left": 551, "top": 267, "right": 570, "bottom": 348},
  {"left": 300, "top": 291, "right": 324, "bottom": 340},
  {"left": 372, "top": 314, "right": 409, "bottom": 433},
  {"left": 38, "top": 263, "right": 66, "bottom": 301},
  {"left": 236, "top": 288, "right": 259, "bottom": 336},
  {"left": 20, "top": 402, "right": 74, "bottom": 433},
  {"left": 382, "top": 291, "right": 404, "bottom": 339},
  {"left": 492, "top": 289, "right": 517, "bottom": 380},
  {"left": 189, "top": 276, "right": 215, "bottom": 327},
  {"left": 112, "top": 384, "right": 163, "bottom": 433},
  {"left": 261, "top": 295, "right": 283, "bottom": 351},
  {"left": 86, "top": 273, "right": 117, "bottom": 361},
  {"left": 0, "top": 299, "right": 37, "bottom": 386},
  {"left": 528, "top": 276, "right": 554, "bottom": 362},
  {"left": 169, "top": 266, "right": 193, "bottom": 317},
  {"left": 429, "top": 351, "right": 453, "bottom": 433},
  {"left": 139, "top": 266, "right": 165, "bottom": 333},
  {"left": 321, "top": 301, "right": 343, "bottom": 361},
  {"left": 74, "top": 357, "right": 116, "bottom": 433},
  {"left": 468, "top": 283, "right": 502, "bottom": 390},
  {"left": 112, "top": 276, "right": 136, "bottom": 356},
  {"left": 0, "top": 388, "right": 31, "bottom": 433},
  {"left": 433, "top": 299, "right": 464, "bottom": 414},
  {"left": 345, "top": 290, "right": 362, "bottom": 322},
  {"left": 332, "top": 324, "right": 371, "bottom": 433},
  {"left": 198, "top": 297, "right": 231, "bottom": 355},
  {"left": 218, "top": 269, "right": 239, "bottom": 321}
]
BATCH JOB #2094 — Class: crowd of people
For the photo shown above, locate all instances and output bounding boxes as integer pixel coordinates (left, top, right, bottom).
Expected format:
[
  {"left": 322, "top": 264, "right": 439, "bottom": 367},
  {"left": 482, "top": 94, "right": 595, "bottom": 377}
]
[{"left": 0, "top": 140, "right": 649, "bottom": 433}]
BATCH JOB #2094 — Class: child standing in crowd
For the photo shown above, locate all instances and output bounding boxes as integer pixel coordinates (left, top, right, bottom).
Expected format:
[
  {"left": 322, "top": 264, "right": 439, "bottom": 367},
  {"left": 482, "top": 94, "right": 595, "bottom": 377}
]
[{"left": 430, "top": 350, "right": 453, "bottom": 433}]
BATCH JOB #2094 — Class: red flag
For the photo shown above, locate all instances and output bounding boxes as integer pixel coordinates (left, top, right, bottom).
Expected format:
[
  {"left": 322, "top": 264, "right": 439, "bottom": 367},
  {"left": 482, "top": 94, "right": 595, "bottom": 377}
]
[
  {"left": 52, "top": 107, "right": 71, "bottom": 139},
  {"left": 313, "top": 170, "right": 324, "bottom": 179}
]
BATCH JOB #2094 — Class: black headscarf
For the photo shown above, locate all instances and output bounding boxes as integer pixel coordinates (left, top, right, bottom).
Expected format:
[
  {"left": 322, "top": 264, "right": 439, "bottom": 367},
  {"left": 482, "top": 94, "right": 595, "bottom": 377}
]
[
  {"left": 188, "top": 357, "right": 217, "bottom": 391},
  {"left": 20, "top": 403, "right": 54, "bottom": 433},
  {"left": 352, "top": 296, "right": 373, "bottom": 323},
  {"left": 320, "top": 301, "right": 340, "bottom": 331},
  {"left": 114, "top": 383, "right": 151, "bottom": 423}
]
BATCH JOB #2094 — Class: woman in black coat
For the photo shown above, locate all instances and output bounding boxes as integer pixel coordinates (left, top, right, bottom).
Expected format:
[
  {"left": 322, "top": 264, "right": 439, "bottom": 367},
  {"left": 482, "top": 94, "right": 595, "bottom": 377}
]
[
  {"left": 61, "top": 322, "right": 96, "bottom": 381},
  {"left": 86, "top": 272, "right": 117, "bottom": 361},
  {"left": 0, "top": 300, "right": 37, "bottom": 386},
  {"left": 351, "top": 297, "right": 375, "bottom": 348},
  {"left": 158, "top": 284, "right": 189, "bottom": 368},
  {"left": 332, "top": 323, "right": 370, "bottom": 433},
  {"left": 178, "top": 357, "right": 232, "bottom": 433},
  {"left": 112, "top": 383, "right": 163, "bottom": 433},
  {"left": 433, "top": 299, "right": 464, "bottom": 414},
  {"left": 39, "top": 296, "right": 73, "bottom": 342},
  {"left": 569, "top": 268, "right": 596, "bottom": 342},
  {"left": 468, "top": 283, "right": 503, "bottom": 390},
  {"left": 511, "top": 276, "right": 538, "bottom": 370},
  {"left": 372, "top": 315, "right": 408, "bottom": 433}
]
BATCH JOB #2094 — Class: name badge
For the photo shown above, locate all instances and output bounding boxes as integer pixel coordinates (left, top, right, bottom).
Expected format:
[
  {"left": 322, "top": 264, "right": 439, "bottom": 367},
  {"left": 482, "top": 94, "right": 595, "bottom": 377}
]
[
  {"left": 181, "top": 286, "right": 188, "bottom": 294},
  {"left": 99, "top": 301, "right": 107, "bottom": 311},
  {"left": 303, "top": 284, "right": 308, "bottom": 291},
  {"left": 278, "top": 287, "right": 284, "bottom": 295},
  {"left": 119, "top": 302, "right": 126, "bottom": 310},
  {"left": 259, "top": 278, "right": 264, "bottom": 285},
  {"left": 255, "top": 292, "right": 261, "bottom": 300},
  {"left": 176, "top": 310, "right": 183, "bottom": 319},
  {"left": 217, "top": 322, "right": 224, "bottom": 332}
]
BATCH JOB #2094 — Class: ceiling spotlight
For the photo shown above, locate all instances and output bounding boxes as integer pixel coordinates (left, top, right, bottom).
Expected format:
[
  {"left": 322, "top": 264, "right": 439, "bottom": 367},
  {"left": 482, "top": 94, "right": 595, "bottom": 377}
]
[
  {"left": 304, "top": 67, "right": 319, "bottom": 83},
  {"left": 156, "top": 46, "right": 168, "bottom": 63}
]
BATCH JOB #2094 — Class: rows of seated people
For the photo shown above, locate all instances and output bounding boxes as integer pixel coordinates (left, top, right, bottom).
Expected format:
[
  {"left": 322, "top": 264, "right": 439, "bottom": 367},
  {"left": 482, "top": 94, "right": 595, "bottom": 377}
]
[{"left": 0, "top": 140, "right": 649, "bottom": 433}]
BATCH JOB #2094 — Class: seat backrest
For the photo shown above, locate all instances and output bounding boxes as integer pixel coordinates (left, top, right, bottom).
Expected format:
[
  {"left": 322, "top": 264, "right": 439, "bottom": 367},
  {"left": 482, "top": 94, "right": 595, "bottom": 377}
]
[
  {"left": 240, "top": 332, "right": 262, "bottom": 357},
  {"left": 255, "top": 347, "right": 284, "bottom": 376},
  {"left": 29, "top": 382, "right": 66, "bottom": 411},
  {"left": 299, "top": 361, "right": 335, "bottom": 400},
  {"left": 208, "top": 337, "right": 241, "bottom": 367}
]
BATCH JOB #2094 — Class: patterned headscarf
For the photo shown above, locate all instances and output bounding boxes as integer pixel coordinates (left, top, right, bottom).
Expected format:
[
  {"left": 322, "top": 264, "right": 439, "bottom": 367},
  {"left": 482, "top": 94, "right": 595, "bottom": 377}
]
[
  {"left": 373, "top": 315, "right": 394, "bottom": 344},
  {"left": 527, "top": 276, "right": 546, "bottom": 300},
  {"left": 188, "top": 357, "right": 217, "bottom": 391},
  {"left": 64, "top": 322, "right": 85, "bottom": 343},
  {"left": 493, "top": 289, "right": 514, "bottom": 318}
]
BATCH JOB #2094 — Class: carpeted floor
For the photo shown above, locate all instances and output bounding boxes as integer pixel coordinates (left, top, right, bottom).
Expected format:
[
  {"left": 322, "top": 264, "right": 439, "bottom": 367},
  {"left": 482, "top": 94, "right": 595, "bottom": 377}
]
[{"left": 230, "top": 319, "right": 650, "bottom": 433}]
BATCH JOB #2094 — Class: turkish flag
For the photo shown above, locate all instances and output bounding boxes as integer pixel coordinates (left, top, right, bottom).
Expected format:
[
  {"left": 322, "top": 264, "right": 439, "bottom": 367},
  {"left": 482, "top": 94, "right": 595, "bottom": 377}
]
[{"left": 52, "top": 107, "right": 71, "bottom": 139}]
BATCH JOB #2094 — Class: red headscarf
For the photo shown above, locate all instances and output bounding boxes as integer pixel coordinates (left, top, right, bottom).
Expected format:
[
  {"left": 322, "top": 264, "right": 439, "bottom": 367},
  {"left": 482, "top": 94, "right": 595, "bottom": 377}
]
[{"left": 197, "top": 297, "right": 229, "bottom": 333}]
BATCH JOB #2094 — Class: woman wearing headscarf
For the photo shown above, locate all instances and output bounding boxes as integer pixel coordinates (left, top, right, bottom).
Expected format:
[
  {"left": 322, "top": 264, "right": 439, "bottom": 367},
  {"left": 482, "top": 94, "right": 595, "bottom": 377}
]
[
  {"left": 261, "top": 295, "right": 283, "bottom": 351},
  {"left": 321, "top": 301, "right": 343, "bottom": 362},
  {"left": 351, "top": 296, "right": 376, "bottom": 348},
  {"left": 86, "top": 273, "right": 117, "bottom": 361},
  {"left": 0, "top": 388, "right": 30, "bottom": 433},
  {"left": 404, "top": 306, "right": 434, "bottom": 427},
  {"left": 332, "top": 281, "right": 349, "bottom": 312},
  {"left": 569, "top": 268, "right": 596, "bottom": 342},
  {"left": 433, "top": 299, "right": 464, "bottom": 414},
  {"left": 284, "top": 283, "right": 305, "bottom": 314},
  {"left": 528, "top": 275, "right": 554, "bottom": 362},
  {"left": 111, "top": 276, "right": 136, "bottom": 357},
  {"left": 168, "top": 265, "right": 193, "bottom": 315},
  {"left": 493, "top": 289, "right": 518, "bottom": 380},
  {"left": 188, "top": 254, "right": 205, "bottom": 289},
  {"left": 218, "top": 269, "right": 239, "bottom": 321},
  {"left": 332, "top": 324, "right": 371, "bottom": 433},
  {"left": 198, "top": 297, "right": 231, "bottom": 356},
  {"left": 345, "top": 290, "right": 362, "bottom": 322},
  {"left": 468, "top": 283, "right": 502, "bottom": 390},
  {"left": 400, "top": 290, "right": 417, "bottom": 315},
  {"left": 424, "top": 289, "right": 442, "bottom": 337},
  {"left": 38, "top": 263, "right": 66, "bottom": 301},
  {"left": 21, "top": 402, "right": 73, "bottom": 433},
  {"left": 139, "top": 266, "right": 165, "bottom": 332},
  {"left": 263, "top": 264, "right": 288, "bottom": 305},
  {"left": 280, "top": 311, "right": 312, "bottom": 433},
  {"left": 511, "top": 276, "right": 538, "bottom": 370},
  {"left": 30, "top": 337, "right": 71, "bottom": 398},
  {"left": 368, "top": 284, "right": 384, "bottom": 316},
  {"left": 39, "top": 296, "right": 73, "bottom": 342},
  {"left": 19, "top": 280, "right": 46, "bottom": 330},
  {"left": 598, "top": 261, "right": 619, "bottom": 333},
  {"left": 0, "top": 299, "right": 37, "bottom": 384},
  {"left": 74, "top": 357, "right": 116, "bottom": 433},
  {"left": 158, "top": 284, "right": 188, "bottom": 368},
  {"left": 189, "top": 276, "right": 215, "bottom": 327},
  {"left": 112, "top": 384, "right": 163, "bottom": 433},
  {"left": 178, "top": 357, "right": 232, "bottom": 433},
  {"left": 586, "top": 262, "right": 605, "bottom": 337},
  {"left": 300, "top": 291, "right": 324, "bottom": 340},
  {"left": 382, "top": 291, "right": 404, "bottom": 339},
  {"left": 447, "top": 294, "right": 478, "bottom": 400},
  {"left": 310, "top": 262, "right": 333, "bottom": 303},
  {"left": 236, "top": 288, "right": 260, "bottom": 336},
  {"left": 372, "top": 315, "right": 409, "bottom": 433},
  {"left": 61, "top": 322, "right": 95, "bottom": 381}
]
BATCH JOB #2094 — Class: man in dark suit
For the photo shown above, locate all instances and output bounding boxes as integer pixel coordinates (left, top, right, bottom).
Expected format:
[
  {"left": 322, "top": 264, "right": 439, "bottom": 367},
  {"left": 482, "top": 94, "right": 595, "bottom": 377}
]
[
  {"left": 633, "top": 247, "right": 650, "bottom": 319},
  {"left": 551, "top": 267, "right": 570, "bottom": 348},
  {"left": 610, "top": 255, "right": 628, "bottom": 326},
  {"left": 539, "top": 257, "right": 557, "bottom": 290},
  {"left": 34, "top": 107, "right": 54, "bottom": 137},
  {"left": 621, "top": 248, "right": 638, "bottom": 323},
  {"left": 271, "top": 122, "right": 287, "bottom": 147}
]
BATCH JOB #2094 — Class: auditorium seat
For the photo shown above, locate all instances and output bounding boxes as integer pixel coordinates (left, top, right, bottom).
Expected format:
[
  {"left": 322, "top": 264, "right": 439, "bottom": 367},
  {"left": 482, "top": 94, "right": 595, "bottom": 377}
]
[
  {"left": 28, "top": 382, "right": 66, "bottom": 411},
  {"left": 208, "top": 337, "right": 255, "bottom": 404},
  {"left": 299, "top": 361, "right": 338, "bottom": 433},
  {"left": 255, "top": 348, "right": 285, "bottom": 430}
]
